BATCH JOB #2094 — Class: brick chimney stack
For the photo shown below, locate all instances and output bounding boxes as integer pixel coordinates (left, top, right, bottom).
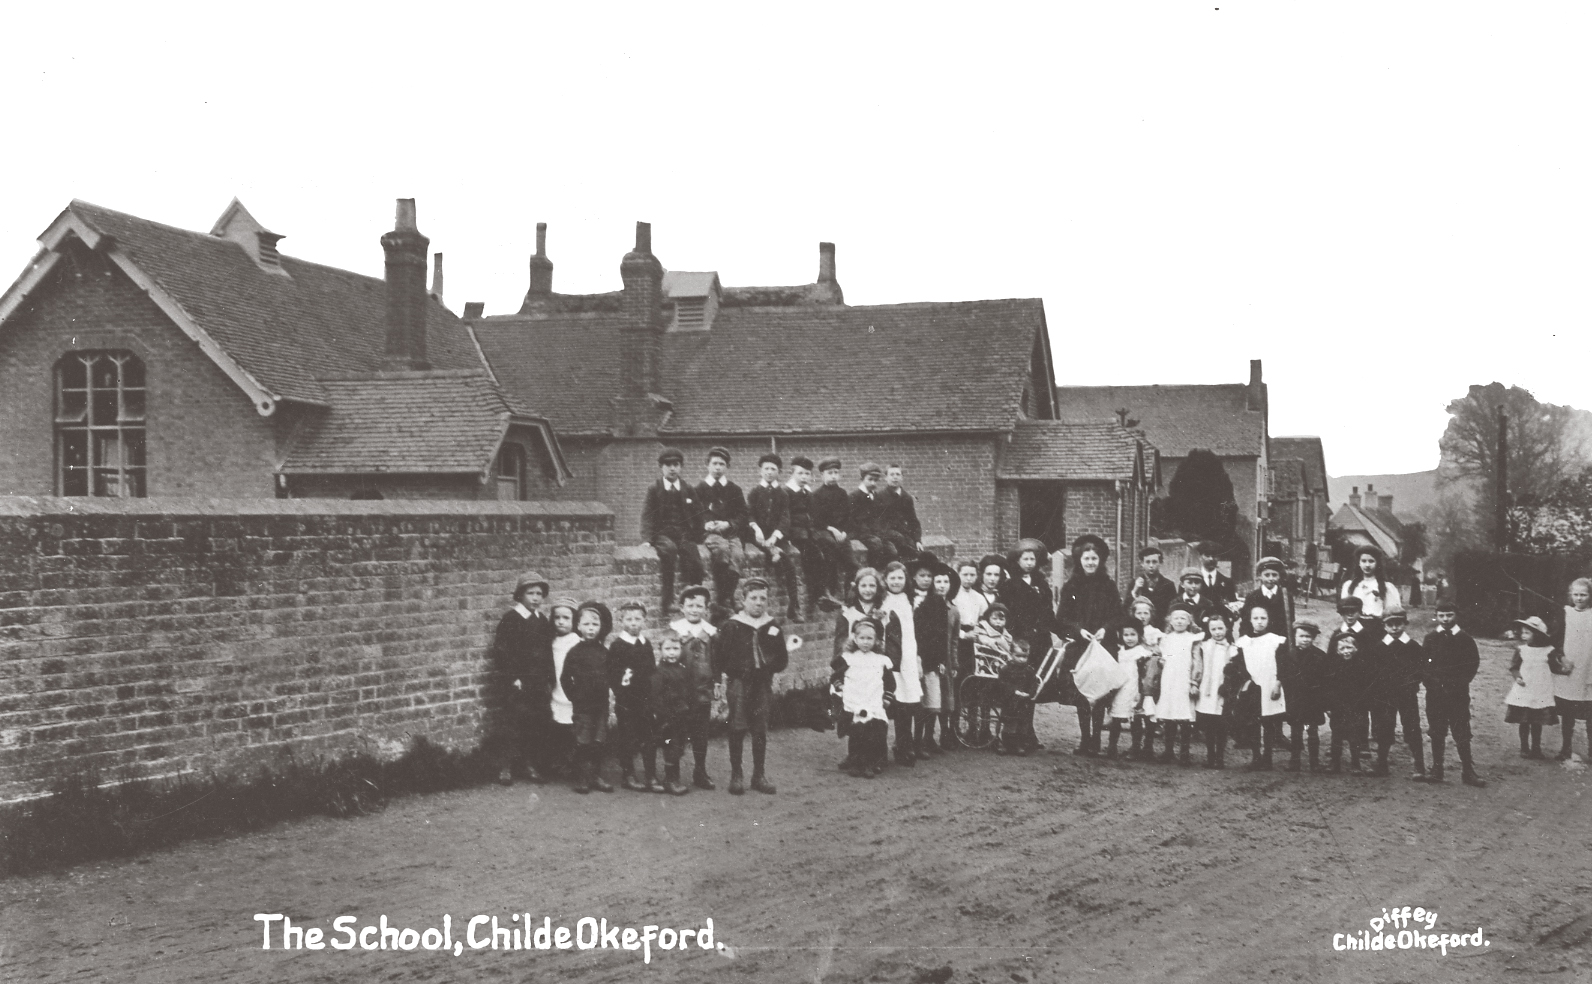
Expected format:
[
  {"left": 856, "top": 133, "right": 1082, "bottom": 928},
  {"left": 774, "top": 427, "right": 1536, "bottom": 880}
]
[
  {"left": 619, "top": 221, "right": 665, "bottom": 397},
  {"left": 1379, "top": 493, "right": 1395, "bottom": 513},
  {"left": 526, "top": 222, "right": 554, "bottom": 301},
  {"left": 1247, "top": 359, "right": 1265, "bottom": 411},
  {"left": 430, "top": 252, "right": 444, "bottom": 304},
  {"left": 381, "top": 199, "right": 430, "bottom": 371},
  {"left": 815, "top": 241, "right": 844, "bottom": 304},
  {"left": 1350, "top": 486, "right": 1361, "bottom": 508}
]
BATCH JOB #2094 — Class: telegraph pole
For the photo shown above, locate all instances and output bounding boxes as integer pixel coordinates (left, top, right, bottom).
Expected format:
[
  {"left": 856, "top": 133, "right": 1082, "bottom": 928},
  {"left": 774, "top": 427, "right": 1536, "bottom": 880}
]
[{"left": 1495, "top": 404, "right": 1510, "bottom": 551}]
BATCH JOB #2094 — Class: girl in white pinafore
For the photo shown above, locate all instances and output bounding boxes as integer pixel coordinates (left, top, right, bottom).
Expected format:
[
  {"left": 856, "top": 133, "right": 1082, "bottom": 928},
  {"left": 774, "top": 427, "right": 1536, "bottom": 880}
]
[
  {"left": 1193, "top": 614, "right": 1237, "bottom": 768},
  {"left": 881, "top": 562, "right": 924, "bottom": 765},
  {"left": 1235, "top": 607, "right": 1288, "bottom": 770},
  {"left": 1506, "top": 616, "right": 1566, "bottom": 759},
  {"left": 1554, "top": 578, "right": 1592, "bottom": 761},
  {"left": 1155, "top": 607, "right": 1199, "bottom": 763}
]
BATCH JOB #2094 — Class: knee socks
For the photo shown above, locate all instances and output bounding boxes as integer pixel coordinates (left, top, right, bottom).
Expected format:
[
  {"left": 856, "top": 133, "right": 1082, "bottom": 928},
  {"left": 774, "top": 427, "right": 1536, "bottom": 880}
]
[
  {"left": 730, "top": 730, "right": 746, "bottom": 774},
  {"left": 751, "top": 733, "right": 767, "bottom": 776}
]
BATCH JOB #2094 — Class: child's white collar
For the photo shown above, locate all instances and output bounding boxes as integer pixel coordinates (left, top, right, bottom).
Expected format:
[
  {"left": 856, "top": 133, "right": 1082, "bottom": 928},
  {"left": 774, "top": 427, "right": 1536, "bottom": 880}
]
[
  {"left": 670, "top": 616, "right": 716, "bottom": 637},
  {"left": 619, "top": 630, "right": 644, "bottom": 644},
  {"left": 732, "top": 611, "right": 775, "bottom": 629},
  {"left": 513, "top": 603, "right": 535, "bottom": 619}
]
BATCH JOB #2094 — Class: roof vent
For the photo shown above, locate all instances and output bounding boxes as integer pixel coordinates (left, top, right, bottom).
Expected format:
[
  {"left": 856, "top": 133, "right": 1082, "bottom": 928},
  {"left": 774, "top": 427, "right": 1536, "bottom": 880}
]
[
  {"left": 209, "top": 198, "right": 290, "bottom": 277},
  {"left": 662, "top": 271, "right": 721, "bottom": 331}
]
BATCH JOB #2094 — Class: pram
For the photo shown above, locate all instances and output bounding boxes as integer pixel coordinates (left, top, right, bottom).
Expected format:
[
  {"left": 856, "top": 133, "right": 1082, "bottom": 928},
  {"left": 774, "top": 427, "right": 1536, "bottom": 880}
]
[{"left": 952, "top": 648, "right": 1011, "bottom": 749}]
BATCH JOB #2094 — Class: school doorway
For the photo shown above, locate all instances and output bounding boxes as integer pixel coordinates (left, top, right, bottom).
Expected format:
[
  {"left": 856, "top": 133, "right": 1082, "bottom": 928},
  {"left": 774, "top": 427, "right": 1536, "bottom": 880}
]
[{"left": 1017, "top": 482, "right": 1068, "bottom": 555}]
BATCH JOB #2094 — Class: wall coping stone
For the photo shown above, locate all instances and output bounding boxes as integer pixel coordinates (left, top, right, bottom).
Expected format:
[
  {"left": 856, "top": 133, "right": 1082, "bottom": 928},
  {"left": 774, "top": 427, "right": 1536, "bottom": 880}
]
[{"left": 0, "top": 496, "right": 614, "bottom": 520}]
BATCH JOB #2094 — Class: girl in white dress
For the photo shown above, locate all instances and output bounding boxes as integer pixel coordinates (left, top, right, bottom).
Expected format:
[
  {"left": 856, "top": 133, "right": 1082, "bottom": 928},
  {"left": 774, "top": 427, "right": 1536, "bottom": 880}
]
[
  {"left": 1155, "top": 606, "right": 1199, "bottom": 764},
  {"left": 1339, "top": 545, "right": 1403, "bottom": 632},
  {"left": 1506, "top": 616, "right": 1570, "bottom": 759},
  {"left": 882, "top": 562, "right": 924, "bottom": 766},
  {"left": 1554, "top": 578, "right": 1592, "bottom": 761},
  {"left": 1192, "top": 614, "right": 1237, "bottom": 768},
  {"left": 1235, "top": 607, "right": 1288, "bottom": 771},
  {"left": 548, "top": 600, "right": 580, "bottom": 777},
  {"left": 1107, "top": 622, "right": 1149, "bottom": 759}
]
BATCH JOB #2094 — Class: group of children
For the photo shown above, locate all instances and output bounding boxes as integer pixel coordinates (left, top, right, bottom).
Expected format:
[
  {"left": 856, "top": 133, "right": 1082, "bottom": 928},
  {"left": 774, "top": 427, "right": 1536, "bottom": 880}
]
[
  {"left": 642, "top": 447, "right": 924, "bottom": 624},
  {"left": 486, "top": 573, "right": 788, "bottom": 796}
]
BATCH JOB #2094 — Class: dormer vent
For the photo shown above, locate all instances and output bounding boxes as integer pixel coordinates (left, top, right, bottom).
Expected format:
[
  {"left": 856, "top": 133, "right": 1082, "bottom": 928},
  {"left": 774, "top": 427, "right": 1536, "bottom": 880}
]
[
  {"left": 209, "top": 198, "right": 290, "bottom": 277},
  {"left": 661, "top": 271, "right": 721, "bottom": 331}
]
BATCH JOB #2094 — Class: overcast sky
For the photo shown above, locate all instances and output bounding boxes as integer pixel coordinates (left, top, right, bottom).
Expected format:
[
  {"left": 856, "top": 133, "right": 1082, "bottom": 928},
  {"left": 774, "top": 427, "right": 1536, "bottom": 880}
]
[{"left": 2, "top": 3, "right": 1586, "bottom": 476}]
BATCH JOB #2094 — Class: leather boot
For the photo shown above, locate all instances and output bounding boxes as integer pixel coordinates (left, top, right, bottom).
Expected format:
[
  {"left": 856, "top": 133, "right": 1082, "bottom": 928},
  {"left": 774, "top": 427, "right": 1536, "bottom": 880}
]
[
  {"left": 1558, "top": 720, "right": 1576, "bottom": 761},
  {"left": 571, "top": 756, "right": 591, "bottom": 794},
  {"left": 664, "top": 763, "right": 690, "bottom": 796},
  {"left": 622, "top": 763, "right": 649, "bottom": 792},
  {"left": 692, "top": 764, "right": 716, "bottom": 791},
  {"left": 1370, "top": 746, "right": 1391, "bottom": 777},
  {"left": 1427, "top": 740, "right": 1446, "bottom": 783},
  {"left": 1458, "top": 740, "right": 1487, "bottom": 787},
  {"left": 728, "top": 769, "right": 746, "bottom": 795},
  {"left": 589, "top": 762, "right": 615, "bottom": 793}
]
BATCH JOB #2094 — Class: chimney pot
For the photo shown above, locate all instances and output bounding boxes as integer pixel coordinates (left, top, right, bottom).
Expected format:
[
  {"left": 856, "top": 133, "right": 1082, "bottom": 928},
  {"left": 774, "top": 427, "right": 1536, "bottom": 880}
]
[
  {"left": 395, "top": 198, "right": 417, "bottom": 233},
  {"left": 535, "top": 222, "right": 547, "bottom": 257},
  {"left": 524, "top": 222, "right": 555, "bottom": 307},
  {"left": 818, "top": 242, "right": 837, "bottom": 283},
  {"left": 431, "top": 252, "right": 444, "bottom": 302},
  {"left": 462, "top": 301, "right": 485, "bottom": 319},
  {"left": 635, "top": 221, "right": 652, "bottom": 254}
]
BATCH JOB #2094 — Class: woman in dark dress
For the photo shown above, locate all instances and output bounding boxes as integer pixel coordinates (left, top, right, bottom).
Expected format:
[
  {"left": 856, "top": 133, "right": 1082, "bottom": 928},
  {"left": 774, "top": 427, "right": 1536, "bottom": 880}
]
[
  {"left": 1054, "top": 534, "right": 1122, "bottom": 756},
  {"left": 998, "top": 537, "right": 1057, "bottom": 660}
]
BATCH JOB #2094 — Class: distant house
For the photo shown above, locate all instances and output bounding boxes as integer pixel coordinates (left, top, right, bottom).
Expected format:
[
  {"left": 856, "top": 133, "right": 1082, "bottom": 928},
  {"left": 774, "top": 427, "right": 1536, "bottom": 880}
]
[
  {"left": 1055, "top": 361, "right": 1269, "bottom": 579},
  {"left": 468, "top": 222, "right": 1157, "bottom": 577},
  {"left": 0, "top": 199, "right": 569, "bottom": 501},
  {"left": 1328, "top": 483, "right": 1408, "bottom": 567},
  {"left": 1267, "top": 436, "right": 1330, "bottom": 569}
]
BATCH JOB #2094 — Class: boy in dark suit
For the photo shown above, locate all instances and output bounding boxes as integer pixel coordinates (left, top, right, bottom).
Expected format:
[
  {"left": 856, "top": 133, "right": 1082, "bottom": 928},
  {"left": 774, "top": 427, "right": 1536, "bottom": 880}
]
[
  {"left": 695, "top": 446, "right": 748, "bottom": 615},
  {"left": 847, "top": 461, "right": 891, "bottom": 569},
  {"left": 1323, "top": 633, "right": 1372, "bottom": 773},
  {"left": 488, "top": 572, "right": 554, "bottom": 786},
  {"left": 1196, "top": 547, "right": 1236, "bottom": 606},
  {"left": 1241, "top": 557, "right": 1293, "bottom": 637},
  {"left": 1369, "top": 611, "right": 1426, "bottom": 779},
  {"left": 1174, "top": 567, "right": 1221, "bottom": 629},
  {"left": 641, "top": 447, "right": 704, "bottom": 617},
  {"left": 608, "top": 602, "right": 662, "bottom": 793},
  {"left": 1130, "top": 546, "right": 1178, "bottom": 623},
  {"left": 747, "top": 452, "right": 800, "bottom": 621},
  {"left": 1421, "top": 601, "right": 1486, "bottom": 787},
  {"left": 783, "top": 455, "right": 837, "bottom": 617},
  {"left": 560, "top": 602, "right": 614, "bottom": 794},
  {"left": 880, "top": 464, "right": 922, "bottom": 564},
  {"left": 712, "top": 577, "right": 789, "bottom": 795},
  {"left": 810, "top": 457, "right": 854, "bottom": 602}
]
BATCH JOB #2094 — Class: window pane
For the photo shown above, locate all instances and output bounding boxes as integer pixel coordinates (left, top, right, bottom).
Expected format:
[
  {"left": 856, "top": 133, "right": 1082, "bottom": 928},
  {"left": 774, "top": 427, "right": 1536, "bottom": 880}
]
[
  {"left": 121, "top": 389, "right": 145, "bottom": 421},
  {"left": 57, "top": 390, "right": 87, "bottom": 423},
  {"left": 124, "top": 469, "right": 146, "bottom": 498},
  {"left": 124, "top": 429, "right": 146, "bottom": 467},
  {"left": 92, "top": 470, "right": 127, "bottom": 497},
  {"left": 90, "top": 356, "right": 117, "bottom": 390},
  {"left": 93, "top": 432, "right": 123, "bottom": 468},
  {"left": 59, "top": 356, "right": 87, "bottom": 389},
  {"left": 62, "top": 467, "right": 88, "bottom": 497},
  {"left": 120, "top": 358, "right": 145, "bottom": 389},
  {"left": 92, "top": 389, "right": 117, "bottom": 425},
  {"left": 61, "top": 431, "right": 87, "bottom": 469}
]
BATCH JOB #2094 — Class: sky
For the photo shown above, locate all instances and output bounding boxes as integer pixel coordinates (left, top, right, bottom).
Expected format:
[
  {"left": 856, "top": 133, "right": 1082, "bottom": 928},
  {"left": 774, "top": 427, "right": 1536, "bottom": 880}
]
[{"left": 1, "top": 3, "right": 1587, "bottom": 476}]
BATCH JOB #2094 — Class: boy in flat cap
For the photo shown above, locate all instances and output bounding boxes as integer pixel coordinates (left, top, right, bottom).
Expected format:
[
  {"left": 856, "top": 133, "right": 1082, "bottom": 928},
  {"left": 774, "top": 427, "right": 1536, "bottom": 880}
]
[
  {"left": 642, "top": 447, "right": 704, "bottom": 617},
  {"left": 880, "top": 464, "right": 922, "bottom": 565},
  {"left": 1240, "top": 557, "right": 1293, "bottom": 638},
  {"left": 782, "top": 455, "right": 836, "bottom": 618},
  {"left": 1174, "top": 567, "right": 1221, "bottom": 629},
  {"left": 488, "top": 572, "right": 554, "bottom": 785},
  {"left": 747, "top": 452, "right": 801, "bottom": 621},
  {"left": 1130, "top": 545, "right": 1178, "bottom": 624},
  {"left": 695, "top": 447, "right": 748, "bottom": 616},
  {"left": 712, "top": 577, "right": 789, "bottom": 794},
  {"left": 1421, "top": 601, "right": 1486, "bottom": 786},
  {"left": 809, "top": 457, "right": 854, "bottom": 606},
  {"left": 847, "top": 461, "right": 892, "bottom": 570},
  {"left": 1368, "top": 610, "right": 1426, "bottom": 779}
]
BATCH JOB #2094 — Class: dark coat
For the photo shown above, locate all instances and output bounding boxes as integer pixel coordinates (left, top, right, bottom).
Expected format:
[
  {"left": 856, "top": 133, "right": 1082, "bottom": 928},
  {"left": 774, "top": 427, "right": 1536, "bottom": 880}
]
[
  {"left": 1220, "top": 653, "right": 1262, "bottom": 741},
  {"left": 831, "top": 605, "right": 903, "bottom": 673},
  {"left": 1240, "top": 586, "right": 1292, "bottom": 637},
  {"left": 1129, "top": 571, "right": 1178, "bottom": 623},
  {"left": 652, "top": 659, "right": 695, "bottom": 720},
  {"left": 641, "top": 479, "right": 701, "bottom": 543},
  {"left": 811, "top": 484, "right": 851, "bottom": 537},
  {"left": 1170, "top": 590, "right": 1222, "bottom": 629},
  {"left": 881, "top": 487, "right": 922, "bottom": 542},
  {"left": 785, "top": 484, "right": 815, "bottom": 540},
  {"left": 914, "top": 593, "right": 954, "bottom": 673},
  {"left": 673, "top": 624, "right": 717, "bottom": 704},
  {"left": 1421, "top": 628, "right": 1480, "bottom": 696},
  {"left": 1370, "top": 634, "right": 1425, "bottom": 697},
  {"left": 695, "top": 479, "right": 749, "bottom": 540},
  {"left": 1056, "top": 573, "right": 1120, "bottom": 643},
  {"left": 606, "top": 635, "right": 656, "bottom": 710},
  {"left": 746, "top": 483, "right": 791, "bottom": 545},
  {"left": 559, "top": 639, "right": 610, "bottom": 716},
  {"left": 1199, "top": 569, "right": 1237, "bottom": 605},
  {"left": 1279, "top": 643, "right": 1327, "bottom": 725},
  {"left": 490, "top": 607, "right": 555, "bottom": 697},
  {"left": 1000, "top": 571, "right": 1056, "bottom": 649},
  {"left": 846, "top": 488, "right": 888, "bottom": 538},
  {"left": 714, "top": 616, "right": 790, "bottom": 681},
  {"left": 1321, "top": 646, "right": 1376, "bottom": 714}
]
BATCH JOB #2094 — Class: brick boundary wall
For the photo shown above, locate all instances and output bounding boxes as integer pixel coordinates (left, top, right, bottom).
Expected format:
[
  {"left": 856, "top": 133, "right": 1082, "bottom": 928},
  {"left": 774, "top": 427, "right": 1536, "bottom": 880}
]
[{"left": 0, "top": 497, "right": 953, "bottom": 802}]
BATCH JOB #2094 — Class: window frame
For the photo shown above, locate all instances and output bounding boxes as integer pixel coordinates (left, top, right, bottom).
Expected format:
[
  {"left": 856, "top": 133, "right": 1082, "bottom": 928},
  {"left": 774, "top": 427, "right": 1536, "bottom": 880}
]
[
  {"left": 494, "top": 443, "right": 524, "bottom": 501},
  {"left": 54, "top": 350, "right": 147, "bottom": 498}
]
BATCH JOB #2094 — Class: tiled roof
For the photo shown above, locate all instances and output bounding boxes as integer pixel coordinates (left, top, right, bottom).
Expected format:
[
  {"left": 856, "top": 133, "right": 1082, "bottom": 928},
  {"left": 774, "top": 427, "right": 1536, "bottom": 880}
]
[
  {"left": 720, "top": 283, "right": 842, "bottom": 308},
  {"left": 474, "top": 298, "right": 1048, "bottom": 436},
  {"left": 997, "top": 421, "right": 1154, "bottom": 481},
  {"left": 60, "top": 201, "right": 485, "bottom": 406},
  {"left": 1053, "top": 383, "right": 1265, "bottom": 458},
  {"left": 662, "top": 271, "right": 719, "bottom": 297},
  {"left": 1271, "top": 436, "right": 1328, "bottom": 494},
  {"left": 1270, "top": 458, "right": 1308, "bottom": 499},
  {"left": 280, "top": 370, "right": 520, "bottom": 474},
  {"left": 1328, "top": 503, "right": 1403, "bottom": 556}
]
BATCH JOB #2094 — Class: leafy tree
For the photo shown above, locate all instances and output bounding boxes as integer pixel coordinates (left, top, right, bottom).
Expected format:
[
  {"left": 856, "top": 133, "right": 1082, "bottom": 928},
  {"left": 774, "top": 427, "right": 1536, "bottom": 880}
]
[
  {"left": 1157, "top": 449, "right": 1239, "bottom": 545},
  {"left": 1438, "top": 383, "right": 1587, "bottom": 546},
  {"left": 1512, "top": 466, "right": 1592, "bottom": 555}
]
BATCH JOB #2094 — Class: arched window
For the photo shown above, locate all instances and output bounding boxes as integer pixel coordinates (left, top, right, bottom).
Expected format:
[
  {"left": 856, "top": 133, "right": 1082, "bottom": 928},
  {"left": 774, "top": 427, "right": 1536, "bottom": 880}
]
[
  {"left": 55, "top": 351, "right": 146, "bottom": 497},
  {"left": 495, "top": 443, "right": 524, "bottom": 501}
]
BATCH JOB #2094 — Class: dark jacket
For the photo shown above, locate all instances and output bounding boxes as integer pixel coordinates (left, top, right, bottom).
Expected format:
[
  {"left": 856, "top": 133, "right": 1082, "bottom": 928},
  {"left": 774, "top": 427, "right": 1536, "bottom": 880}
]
[
  {"left": 607, "top": 635, "right": 656, "bottom": 710},
  {"left": 999, "top": 659, "right": 1039, "bottom": 706},
  {"left": 1130, "top": 571, "right": 1178, "bottom": 623},
  {"left": 913, "top": 593, "right": 954, "bottom": 673},
  {"left": 1170, "top": 590, "right": 1222, "bottom": 629},
  {"left": 1421, "top": 627, "right": 1480, "bottom": 694},
  {"left": 695, "top": 478, "right": 749, "bottom": 540},
  {"left": 1198, "top": 568, "right": 1236, "bottom": 605},
  {"left": 641, "top": 479, "right": 700, "bottom": 544},
  {"left": 811, "top": 484, "right": 850, "bottom": 537},
  {"left": 746, "top": 483, "right": 791, "bottom": 546},
  {"left": 881, "top": 487, "right": 922, "bottom": 542},
  {"left": 1321, "top": 645, "right": 1376, "bottom": 714},
  {"left": 559, "top": 639, "right": 610, "bottom": 716},
  {"left": 1000, "top": 571, "right": 1056, "bottom": 648},
  {"left": 1370, "top": 633, "right": 1425, "bottom": 696},
  {"left": 1240, "top": 586, "right": 1292, "bottom": 637},
  {"left": 1056, "top": 573, "right": 1120, "bottom": 643},
  {"left": 846, "top": 488, "right": 887, "bottom": 538},
  {"left": 652, "top": 659, "right": 695, "bottom": 720},
  {"left": 785, "top": 484, "right": 814, "bottom": 540},
  {"left": 713, "top": 615, "right": 790, "bottom": 681},
  {"left": 832, "top": 605, "right": 902, "bottom": 673},
  {"left": 1279, "top": 643, "right": 1327, "bottom": 724},
  {"left": 672, "top": 622, "right": 717, "bottom": 704},
  {"left": 490, "top": 607, "right": 555, "bottom": 697}
]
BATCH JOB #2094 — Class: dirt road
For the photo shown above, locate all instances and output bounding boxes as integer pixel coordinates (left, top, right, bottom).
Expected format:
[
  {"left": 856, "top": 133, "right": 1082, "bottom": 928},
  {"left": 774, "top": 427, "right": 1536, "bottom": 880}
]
[{"left": 5, "top": 598, "right": 1591, "bottom": 983}]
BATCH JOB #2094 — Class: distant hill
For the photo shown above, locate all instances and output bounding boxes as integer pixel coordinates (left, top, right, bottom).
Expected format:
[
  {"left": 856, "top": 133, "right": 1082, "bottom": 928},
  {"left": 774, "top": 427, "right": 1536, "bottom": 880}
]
[{"left": 1328, "top": 471, "right": 1441, "bottom": 522}]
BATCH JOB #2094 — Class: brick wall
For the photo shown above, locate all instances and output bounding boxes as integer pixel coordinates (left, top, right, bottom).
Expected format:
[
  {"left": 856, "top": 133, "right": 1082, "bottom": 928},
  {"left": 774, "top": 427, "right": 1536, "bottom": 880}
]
[
  {"left": 0, "top": 497, "right": 938, "bottom": 801},
  {"left": 0, "top": 246, "right": 281, "bottom": 499}
]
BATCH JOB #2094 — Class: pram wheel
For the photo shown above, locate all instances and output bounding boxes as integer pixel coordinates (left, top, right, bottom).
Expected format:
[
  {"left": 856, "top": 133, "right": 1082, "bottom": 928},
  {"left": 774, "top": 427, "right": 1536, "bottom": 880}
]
[{"left": 954, "top": 676, "right": 1004, "bottom": 749}]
